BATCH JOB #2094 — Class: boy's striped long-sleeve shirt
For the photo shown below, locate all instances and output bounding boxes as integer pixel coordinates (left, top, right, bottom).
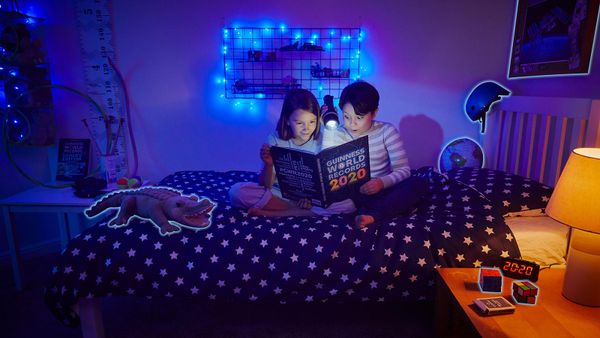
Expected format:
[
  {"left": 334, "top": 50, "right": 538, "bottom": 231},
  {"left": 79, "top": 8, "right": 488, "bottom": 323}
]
[{"left": 322, "top": 121, "right": 411, "bottom": 189}]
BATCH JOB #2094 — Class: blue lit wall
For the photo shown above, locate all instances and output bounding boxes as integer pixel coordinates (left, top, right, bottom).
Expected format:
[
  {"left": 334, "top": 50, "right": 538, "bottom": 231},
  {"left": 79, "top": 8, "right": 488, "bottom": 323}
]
[{"left": 4, "top": 0, "right": 600, "bottom": 189}]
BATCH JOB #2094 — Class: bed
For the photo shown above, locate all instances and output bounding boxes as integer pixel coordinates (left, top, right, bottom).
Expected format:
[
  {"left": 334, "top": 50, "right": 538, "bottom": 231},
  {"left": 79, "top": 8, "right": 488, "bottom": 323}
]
[{"left": 44, "top": 95, "right": 600, "bottom": 338}]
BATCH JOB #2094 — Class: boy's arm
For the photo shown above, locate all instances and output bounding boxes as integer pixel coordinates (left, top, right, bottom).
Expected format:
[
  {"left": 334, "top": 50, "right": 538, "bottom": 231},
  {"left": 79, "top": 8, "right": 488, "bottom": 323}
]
[{"left": 379, "top": 125, "right": 411, "bottom": 189}]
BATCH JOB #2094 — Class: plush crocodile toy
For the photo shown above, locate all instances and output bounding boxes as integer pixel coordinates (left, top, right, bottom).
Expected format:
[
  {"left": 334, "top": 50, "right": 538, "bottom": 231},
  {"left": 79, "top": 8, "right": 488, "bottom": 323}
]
[{"left": 85, "top": 186, "right": 216, "bottom": 236}]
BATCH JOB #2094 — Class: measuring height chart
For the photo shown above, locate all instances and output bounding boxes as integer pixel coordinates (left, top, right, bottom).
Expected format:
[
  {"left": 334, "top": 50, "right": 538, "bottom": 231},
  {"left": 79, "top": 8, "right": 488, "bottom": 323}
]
[{"left": 75, "top": 0, "right": 128, "bottom": 181}]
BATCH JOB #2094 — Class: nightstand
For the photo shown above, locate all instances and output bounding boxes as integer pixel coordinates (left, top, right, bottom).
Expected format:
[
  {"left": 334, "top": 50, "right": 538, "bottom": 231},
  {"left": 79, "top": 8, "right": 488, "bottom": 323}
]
[
  {"left": 435, "top": 267, "right": 600, "bottom": 337},
  {"left": 1, "top": 185, "right": 94, "bottom": 290}
]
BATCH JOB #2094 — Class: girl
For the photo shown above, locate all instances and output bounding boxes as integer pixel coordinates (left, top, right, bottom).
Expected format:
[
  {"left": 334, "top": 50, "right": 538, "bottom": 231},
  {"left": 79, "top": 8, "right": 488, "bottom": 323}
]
[{"left": 229, "top": 89, "right": 355, "bottom": 217}]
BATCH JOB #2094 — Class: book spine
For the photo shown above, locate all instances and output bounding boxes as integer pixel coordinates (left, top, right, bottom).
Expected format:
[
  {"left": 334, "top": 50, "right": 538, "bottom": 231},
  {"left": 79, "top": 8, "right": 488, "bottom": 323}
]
[{"left": 316, "top": 159, "right": 328, "bottom": 206}]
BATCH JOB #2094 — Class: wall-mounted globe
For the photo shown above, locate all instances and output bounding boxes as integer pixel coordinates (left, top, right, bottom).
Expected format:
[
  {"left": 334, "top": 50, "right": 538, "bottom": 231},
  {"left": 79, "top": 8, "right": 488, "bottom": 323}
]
[{"left": 438, "top": 137, "right": 484, "bottom": 173}]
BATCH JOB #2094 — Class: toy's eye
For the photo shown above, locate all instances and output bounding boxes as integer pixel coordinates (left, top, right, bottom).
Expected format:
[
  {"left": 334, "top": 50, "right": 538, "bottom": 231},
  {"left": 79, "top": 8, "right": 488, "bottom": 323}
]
[{"left": 176, "top": 202, "right": 182, "bottom": 207}]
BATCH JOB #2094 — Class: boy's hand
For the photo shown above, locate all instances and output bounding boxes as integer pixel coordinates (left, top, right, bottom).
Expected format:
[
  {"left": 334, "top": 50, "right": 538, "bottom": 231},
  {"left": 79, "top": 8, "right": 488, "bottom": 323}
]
[
  {"left": 297, "top": 199, "right": 312, "bottom": 209},
  {"left": 260, "top": 144, "right": 273, "bottom": 166},
  {"left": 320, "top": 104, "right": 336, "bottom": 120},
  {"left": 360, "top": 178, "right": 384, "bottom": 195}
]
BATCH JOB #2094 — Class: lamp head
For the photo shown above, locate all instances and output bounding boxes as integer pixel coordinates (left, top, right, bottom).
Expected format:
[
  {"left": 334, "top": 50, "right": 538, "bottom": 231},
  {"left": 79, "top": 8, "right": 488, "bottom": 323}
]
[{"left": 546, "top": 148, "right": 600, "bottom": 233}]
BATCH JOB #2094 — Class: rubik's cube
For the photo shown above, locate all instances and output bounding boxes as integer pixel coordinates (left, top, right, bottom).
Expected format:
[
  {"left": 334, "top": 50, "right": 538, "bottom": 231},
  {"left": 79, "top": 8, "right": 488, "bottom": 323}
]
[
  {"left": 479, "top": 268, "right": 502, "bottom": 293},
  {"left": 512, "top": 281, "right": 539, "bottom": 305}
]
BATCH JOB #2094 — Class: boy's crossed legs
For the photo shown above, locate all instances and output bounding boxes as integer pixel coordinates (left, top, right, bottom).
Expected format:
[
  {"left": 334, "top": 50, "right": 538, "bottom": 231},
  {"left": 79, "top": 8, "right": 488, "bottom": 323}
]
[{"left": 354, "top": 176, "right": 429, "bottom": 228}]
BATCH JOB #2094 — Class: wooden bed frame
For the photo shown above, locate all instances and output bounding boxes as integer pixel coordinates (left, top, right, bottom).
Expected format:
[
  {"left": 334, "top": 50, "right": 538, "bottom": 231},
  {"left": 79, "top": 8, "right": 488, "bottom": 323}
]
[
  {"left": 74, "top": 95, "right": 600, "bottom": 338},
  {"left": 484, "top": 95, "right": 600, "bottom": 186}
]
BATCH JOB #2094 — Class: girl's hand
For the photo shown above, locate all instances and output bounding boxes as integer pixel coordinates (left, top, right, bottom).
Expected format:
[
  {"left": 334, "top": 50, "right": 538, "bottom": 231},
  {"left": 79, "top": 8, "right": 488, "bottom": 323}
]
[
  {"left": 260, "top": 144, "right": 273, "bottom": 166},
  {"left": 297, "top": 199, "right": 312, "bottom": 209},
  {"left": 359, "top": 178, "right": 384, "bottom": 195}
]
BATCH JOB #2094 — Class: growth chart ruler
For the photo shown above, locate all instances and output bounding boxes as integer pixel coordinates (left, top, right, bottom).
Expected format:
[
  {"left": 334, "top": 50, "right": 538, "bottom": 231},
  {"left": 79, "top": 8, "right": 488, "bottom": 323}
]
[{"left": 75, "top": 0, "right": 128, "bottom": 180}]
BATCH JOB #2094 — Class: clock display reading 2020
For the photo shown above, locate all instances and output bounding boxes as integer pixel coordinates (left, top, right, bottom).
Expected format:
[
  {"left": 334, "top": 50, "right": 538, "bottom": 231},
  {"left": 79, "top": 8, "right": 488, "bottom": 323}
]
[{"left": 500, "top": 257, "right": 540, "bottom": 282}]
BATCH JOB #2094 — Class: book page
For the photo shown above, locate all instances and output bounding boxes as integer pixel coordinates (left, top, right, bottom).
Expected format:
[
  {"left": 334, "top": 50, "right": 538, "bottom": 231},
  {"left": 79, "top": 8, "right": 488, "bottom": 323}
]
[{"left": 270, "top": 147, "right": 326, "bottom": 206}]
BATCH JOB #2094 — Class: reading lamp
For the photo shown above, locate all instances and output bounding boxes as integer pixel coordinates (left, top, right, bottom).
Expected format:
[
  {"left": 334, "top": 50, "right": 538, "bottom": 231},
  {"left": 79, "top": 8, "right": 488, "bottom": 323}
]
[{"left": 546, "top": 148, "right": 600, "bottom": 307}]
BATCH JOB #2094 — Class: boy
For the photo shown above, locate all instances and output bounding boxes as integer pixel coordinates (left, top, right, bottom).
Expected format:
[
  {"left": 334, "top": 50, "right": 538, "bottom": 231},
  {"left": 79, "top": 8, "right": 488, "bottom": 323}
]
[{"left": 322, "top": 81, "right": 428, "bottom": 228}]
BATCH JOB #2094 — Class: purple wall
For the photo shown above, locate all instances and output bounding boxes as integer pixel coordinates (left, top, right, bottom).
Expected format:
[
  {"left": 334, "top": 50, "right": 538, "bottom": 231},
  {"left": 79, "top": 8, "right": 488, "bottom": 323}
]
[{"left": 108, "top": 0, "right": 600, "bottom": 179}]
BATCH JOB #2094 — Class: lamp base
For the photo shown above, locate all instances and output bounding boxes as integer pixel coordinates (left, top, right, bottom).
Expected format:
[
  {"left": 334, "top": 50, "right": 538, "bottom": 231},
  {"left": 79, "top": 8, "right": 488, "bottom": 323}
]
[{"left": 562, "top": 229, "right": 600, "bottom": 307}]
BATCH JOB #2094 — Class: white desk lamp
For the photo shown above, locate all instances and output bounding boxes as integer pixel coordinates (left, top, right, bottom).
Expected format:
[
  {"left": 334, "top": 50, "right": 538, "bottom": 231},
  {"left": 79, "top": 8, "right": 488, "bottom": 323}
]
[{"left": 546, "top": 148, "right": 600, "bottom": 307}]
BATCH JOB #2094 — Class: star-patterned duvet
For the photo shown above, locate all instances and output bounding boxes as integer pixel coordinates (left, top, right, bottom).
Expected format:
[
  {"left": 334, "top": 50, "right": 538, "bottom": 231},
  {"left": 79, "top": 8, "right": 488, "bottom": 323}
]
[{"left": 45, "top": 168, "right": 520, "bottom": 327}]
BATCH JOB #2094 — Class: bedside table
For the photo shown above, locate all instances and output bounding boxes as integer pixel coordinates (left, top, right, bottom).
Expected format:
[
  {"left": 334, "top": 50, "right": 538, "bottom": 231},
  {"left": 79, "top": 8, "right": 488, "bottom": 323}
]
[
  {"left": 1, "top": 185, "right": 94, "bottom": 290},
  {"left": 435, "top": 268, "right": 600, "bottom": 337}
]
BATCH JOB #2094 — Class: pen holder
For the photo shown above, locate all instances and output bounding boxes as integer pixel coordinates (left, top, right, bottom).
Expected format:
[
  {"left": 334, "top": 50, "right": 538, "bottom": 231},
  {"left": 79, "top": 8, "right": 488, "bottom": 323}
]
[{"left": 100, "top": 154, "right": 117, "bottom": 184}]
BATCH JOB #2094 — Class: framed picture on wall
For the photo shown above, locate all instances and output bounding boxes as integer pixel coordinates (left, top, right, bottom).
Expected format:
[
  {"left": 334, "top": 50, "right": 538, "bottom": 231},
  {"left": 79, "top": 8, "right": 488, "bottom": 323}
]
[{"left": 508, "top": 0, "right": 600, "bottom": 78}]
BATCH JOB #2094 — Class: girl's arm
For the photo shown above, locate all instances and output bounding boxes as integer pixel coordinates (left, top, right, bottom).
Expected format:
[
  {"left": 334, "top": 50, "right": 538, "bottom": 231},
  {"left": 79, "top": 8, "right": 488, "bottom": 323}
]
[{"left": 257, "top": 143, "right": 275, "bottom": 188}]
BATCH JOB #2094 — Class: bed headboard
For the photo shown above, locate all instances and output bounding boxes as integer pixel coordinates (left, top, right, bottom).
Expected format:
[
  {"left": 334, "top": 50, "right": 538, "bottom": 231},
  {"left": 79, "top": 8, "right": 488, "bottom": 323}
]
[{"left": 483, "top": 95, "right": 600, "bottom": 187}]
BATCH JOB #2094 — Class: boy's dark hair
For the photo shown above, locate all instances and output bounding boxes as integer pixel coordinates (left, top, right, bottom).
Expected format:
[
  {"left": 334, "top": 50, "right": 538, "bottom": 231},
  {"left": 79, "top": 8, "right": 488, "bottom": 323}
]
[
  {"left": 339, "top": 81, "right": 379, "bottom": 116},
  {"left": 276, "top": 89, "right": 321, "bottom": 140}
]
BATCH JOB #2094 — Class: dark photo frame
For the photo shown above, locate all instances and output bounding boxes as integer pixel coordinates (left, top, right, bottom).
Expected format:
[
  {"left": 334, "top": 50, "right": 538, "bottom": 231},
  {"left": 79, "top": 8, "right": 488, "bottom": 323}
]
[{"left": 508, "top": 0, "right": 600, "bottom": 78}]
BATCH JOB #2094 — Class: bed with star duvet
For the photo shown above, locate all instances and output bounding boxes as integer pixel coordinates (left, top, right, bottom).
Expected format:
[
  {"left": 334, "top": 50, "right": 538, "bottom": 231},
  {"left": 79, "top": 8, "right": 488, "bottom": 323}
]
[{"left": 45, "top": 167, "right": 521, "bottom": 326}]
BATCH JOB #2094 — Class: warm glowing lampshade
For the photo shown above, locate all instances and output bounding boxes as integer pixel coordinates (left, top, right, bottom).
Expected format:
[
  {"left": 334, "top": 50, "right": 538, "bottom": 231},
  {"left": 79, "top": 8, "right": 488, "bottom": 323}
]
[{"left": 546, "top": 148, "right": 600, "bottom": 307}]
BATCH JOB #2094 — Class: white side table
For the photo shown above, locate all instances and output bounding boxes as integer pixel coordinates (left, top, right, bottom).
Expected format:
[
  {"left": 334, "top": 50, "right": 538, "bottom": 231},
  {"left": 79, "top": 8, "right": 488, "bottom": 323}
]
[{"left": 0, "top": 186, "right": 94, "bottom": 290}]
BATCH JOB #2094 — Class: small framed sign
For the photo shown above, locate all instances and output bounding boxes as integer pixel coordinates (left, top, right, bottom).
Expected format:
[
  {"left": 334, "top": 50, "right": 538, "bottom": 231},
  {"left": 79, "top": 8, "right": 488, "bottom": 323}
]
[{"left": 56, "top": 138, "right": 91, "bottom": 181}]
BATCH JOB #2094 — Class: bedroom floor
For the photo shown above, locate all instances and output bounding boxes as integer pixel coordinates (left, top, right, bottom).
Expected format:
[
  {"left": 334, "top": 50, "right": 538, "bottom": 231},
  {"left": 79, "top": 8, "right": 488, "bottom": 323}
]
[{"left": 1, "top": 251, "right": 435, "bottom": 338}]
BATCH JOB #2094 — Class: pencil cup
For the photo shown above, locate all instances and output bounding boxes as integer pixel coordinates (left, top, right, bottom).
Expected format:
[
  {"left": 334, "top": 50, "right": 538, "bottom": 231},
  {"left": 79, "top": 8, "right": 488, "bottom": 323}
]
[{"left": 100, "top": 154, "right": 117, "bottom": 184}]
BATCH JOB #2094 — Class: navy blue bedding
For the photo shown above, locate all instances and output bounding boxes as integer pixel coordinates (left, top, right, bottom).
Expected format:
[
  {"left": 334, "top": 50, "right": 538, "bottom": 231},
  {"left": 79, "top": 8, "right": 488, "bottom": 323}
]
[
  {"left": 446, "top": 167, "right": 553, "bottom": 214},
  {"left": 45, "top": 168, "right": 520, "bottom": 327}
]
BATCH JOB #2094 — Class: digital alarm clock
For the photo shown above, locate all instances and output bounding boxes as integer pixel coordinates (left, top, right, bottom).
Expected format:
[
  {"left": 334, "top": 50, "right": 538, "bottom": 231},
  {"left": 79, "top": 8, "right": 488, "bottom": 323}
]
[{"left": 500, "top": 257, "right": 540, "bottom": 282}]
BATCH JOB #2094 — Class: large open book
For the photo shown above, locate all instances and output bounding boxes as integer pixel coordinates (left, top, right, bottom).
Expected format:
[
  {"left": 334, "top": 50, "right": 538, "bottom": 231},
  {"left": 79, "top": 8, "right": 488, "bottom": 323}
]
[{"left": 270, "top": 136, "right": 370, "bottom": 207}]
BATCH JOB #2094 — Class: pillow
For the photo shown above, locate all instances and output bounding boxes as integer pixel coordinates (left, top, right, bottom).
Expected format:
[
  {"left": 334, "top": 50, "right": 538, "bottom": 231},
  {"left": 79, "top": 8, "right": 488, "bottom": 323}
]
[
  {"left": 445, "top": 167, "right": 553, "bottom": 215},
  {"left": 503, "top": 209, "right": 568, "bottom": 267}
]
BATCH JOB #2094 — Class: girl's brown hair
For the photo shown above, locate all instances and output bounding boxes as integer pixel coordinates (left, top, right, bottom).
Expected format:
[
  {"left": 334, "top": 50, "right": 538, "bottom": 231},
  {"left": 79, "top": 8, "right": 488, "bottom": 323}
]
[{"left": 275, "top": 89, "right": 321, "bottom": 140}]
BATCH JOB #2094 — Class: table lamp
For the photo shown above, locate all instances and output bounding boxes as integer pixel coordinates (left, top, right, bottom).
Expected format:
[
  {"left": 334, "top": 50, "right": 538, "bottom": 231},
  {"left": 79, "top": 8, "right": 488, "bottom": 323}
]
[{"left": 546, "top": 148, "right": 600, "bottom": 307}]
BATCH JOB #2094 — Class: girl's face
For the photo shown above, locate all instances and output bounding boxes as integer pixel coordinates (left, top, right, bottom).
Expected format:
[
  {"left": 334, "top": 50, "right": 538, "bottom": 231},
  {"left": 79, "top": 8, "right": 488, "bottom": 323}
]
[
  {"left": 288, "top": 108, "right": 318, "bottom": 144},
  {"left": 342, "top": 103, "right": 375, "bottom": 137}
]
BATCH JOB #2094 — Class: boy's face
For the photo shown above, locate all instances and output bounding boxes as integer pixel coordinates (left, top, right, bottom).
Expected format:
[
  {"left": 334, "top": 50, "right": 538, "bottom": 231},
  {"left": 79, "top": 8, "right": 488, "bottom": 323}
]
[{"left": 342, "top": 103, "right": 376, "bottom": 137}]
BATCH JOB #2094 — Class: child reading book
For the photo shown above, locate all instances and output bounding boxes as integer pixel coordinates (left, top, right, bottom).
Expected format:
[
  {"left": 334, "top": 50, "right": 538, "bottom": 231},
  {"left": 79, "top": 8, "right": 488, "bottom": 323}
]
[
  {"left": 322, "top": 81, "right": 428, "bottom": 228},
  {"left": 229, "top": 89, "right": 356, "bottom": 217}
]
